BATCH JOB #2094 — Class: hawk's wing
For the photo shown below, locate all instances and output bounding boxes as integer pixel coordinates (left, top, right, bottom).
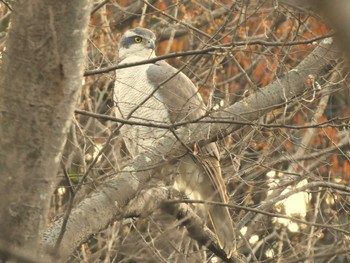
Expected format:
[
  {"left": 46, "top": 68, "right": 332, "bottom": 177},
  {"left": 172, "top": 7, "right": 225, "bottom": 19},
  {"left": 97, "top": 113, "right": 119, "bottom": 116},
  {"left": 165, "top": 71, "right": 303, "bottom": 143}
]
[
  {"left": 146, "top": 60, "right": 206, "bottom": 123},
  {"left": 147, "top": 60, "right": 234, "bottom": 254}
]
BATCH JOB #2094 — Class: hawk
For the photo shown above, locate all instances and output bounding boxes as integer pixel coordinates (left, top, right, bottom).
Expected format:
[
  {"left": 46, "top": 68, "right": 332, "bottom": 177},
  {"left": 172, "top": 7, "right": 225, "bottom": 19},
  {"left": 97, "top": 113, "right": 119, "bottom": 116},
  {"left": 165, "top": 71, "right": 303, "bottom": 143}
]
[{"left": 114, "top": 27, "right": 235, "bottom": 255}]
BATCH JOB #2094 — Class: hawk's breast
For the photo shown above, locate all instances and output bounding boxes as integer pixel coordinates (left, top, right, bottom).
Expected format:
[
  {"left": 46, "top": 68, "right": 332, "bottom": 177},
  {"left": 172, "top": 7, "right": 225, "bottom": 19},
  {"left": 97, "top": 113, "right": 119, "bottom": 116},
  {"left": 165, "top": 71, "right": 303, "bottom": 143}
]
[{"left": 114, "top": 60, "right": 171, "bottom": 156}]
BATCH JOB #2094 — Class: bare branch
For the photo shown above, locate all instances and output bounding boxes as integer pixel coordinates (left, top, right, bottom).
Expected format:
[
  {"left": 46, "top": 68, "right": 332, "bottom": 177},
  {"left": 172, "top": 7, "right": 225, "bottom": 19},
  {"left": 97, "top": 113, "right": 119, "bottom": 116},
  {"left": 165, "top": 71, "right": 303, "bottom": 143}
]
[{"left": 84, "top": 35, "right": 333, "bottom": 76}]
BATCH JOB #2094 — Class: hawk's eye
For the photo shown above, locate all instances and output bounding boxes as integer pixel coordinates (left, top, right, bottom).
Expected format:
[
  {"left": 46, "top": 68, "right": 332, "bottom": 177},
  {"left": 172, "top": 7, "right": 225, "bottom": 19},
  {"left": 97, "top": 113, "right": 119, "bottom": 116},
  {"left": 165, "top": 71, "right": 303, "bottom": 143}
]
[{"left": 134, "top": 37, "right": 142, "bottom": 43}]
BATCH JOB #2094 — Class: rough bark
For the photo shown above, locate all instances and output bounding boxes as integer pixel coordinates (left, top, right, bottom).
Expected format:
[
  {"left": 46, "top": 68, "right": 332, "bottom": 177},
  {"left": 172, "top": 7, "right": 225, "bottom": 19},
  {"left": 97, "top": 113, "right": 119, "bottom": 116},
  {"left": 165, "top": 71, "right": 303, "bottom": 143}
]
[
  {"left": 43, "top": 38, "right": 339, "bottom": 259},
  {"left": 0, "top": 0, "right": 91, "bottom": 257}
]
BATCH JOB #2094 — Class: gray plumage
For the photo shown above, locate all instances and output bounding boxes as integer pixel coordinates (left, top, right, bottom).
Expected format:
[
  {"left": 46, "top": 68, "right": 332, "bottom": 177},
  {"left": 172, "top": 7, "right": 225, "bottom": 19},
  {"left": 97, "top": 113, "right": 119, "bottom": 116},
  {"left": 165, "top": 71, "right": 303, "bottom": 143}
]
[{"left": 114, "top": 27, "right": 235, "bottom": 256}]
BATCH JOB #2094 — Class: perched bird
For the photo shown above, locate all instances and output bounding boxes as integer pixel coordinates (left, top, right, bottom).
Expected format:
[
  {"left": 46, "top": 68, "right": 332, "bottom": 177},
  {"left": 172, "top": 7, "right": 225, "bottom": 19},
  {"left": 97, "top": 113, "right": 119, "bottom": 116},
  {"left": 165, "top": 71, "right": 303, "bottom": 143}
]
[{"left": 114, "top": 27, "right": 235, "bottom": 255}]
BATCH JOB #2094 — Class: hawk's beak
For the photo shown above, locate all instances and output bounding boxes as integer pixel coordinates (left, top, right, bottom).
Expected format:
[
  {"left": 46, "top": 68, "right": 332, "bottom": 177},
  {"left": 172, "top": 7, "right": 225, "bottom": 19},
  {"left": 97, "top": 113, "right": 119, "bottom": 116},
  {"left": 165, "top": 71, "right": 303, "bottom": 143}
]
[{"left": 147, "top": 40, "right": 155, "bottom": 50}]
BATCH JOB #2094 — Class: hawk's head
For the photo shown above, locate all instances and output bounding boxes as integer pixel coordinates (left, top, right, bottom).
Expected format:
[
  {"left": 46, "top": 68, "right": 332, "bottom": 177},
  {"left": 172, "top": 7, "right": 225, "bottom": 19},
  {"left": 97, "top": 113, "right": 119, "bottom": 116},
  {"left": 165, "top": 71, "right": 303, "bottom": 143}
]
[{"left": 118, "top": 27, "right": 156, "bottom": 61}]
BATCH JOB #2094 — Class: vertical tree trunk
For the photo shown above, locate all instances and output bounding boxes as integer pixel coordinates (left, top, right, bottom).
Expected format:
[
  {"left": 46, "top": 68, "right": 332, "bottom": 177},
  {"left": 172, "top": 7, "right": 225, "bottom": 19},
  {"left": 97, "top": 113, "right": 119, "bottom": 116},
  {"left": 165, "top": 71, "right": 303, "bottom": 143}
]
[{"left": 0, "top": 0, "right": 91, "bottom": 256}]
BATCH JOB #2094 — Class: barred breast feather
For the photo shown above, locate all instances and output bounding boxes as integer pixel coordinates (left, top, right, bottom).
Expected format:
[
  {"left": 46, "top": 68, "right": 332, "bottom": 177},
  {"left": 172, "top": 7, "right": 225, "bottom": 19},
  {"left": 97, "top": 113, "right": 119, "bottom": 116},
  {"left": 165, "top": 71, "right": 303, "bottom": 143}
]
[{"left": 114, "top": 57, "right": 171, "bottom": 157}]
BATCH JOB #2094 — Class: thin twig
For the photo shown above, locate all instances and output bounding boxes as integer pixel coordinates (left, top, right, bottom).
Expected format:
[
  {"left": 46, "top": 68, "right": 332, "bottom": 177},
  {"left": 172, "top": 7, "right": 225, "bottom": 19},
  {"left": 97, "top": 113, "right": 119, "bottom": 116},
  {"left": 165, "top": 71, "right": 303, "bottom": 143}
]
[
  {"left": 0, "top": 0, "right": 13, "bottom": 11},
  {"left": 75, "top": 109, "right": 350, "bottom": 130}
]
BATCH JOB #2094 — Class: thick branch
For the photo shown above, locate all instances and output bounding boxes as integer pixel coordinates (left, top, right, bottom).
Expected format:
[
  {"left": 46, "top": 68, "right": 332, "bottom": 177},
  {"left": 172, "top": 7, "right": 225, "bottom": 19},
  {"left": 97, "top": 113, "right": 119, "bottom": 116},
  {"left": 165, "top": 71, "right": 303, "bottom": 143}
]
[
  {"left": 161, "top": 201, "right": 239, "bottom": 263},
  {"left": 144, "top": 38, "right": 339, "bottom": 160}
]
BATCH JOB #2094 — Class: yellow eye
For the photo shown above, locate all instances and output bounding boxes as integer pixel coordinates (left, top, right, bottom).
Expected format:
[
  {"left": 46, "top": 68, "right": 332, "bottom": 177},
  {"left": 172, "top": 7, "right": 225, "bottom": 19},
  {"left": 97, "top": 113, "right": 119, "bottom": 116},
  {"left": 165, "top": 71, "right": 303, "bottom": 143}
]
[{"left": 134, "top": 37, "right": 142, "bottom": 43}]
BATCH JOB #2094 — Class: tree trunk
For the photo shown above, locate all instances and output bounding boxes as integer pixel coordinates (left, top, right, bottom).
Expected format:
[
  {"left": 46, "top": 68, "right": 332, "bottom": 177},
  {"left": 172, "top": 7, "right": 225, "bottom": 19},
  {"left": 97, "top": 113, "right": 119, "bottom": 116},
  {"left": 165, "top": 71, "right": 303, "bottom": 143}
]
[{"left": 0, "top": 0, "right": 91, "bottom": 257}]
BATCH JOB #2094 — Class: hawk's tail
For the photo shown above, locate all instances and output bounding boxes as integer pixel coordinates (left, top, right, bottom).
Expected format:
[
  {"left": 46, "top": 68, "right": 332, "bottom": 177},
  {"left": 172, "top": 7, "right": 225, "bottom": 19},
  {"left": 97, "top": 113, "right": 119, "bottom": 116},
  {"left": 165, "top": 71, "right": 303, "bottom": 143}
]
[
  {"left": 208, "top": 203, "right": 235, "bottom": 257},
  {"left": 200, "top": 156, "right": 235, "bottom": 257},
  {"left": 176, "top": 152, "right": 235, "bottom": 257}
]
